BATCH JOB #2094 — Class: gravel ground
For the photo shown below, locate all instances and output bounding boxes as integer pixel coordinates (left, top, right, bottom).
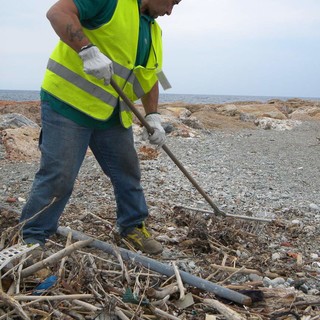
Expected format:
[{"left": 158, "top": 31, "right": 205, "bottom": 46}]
[
  {"left": 2, "top": 121, "right": 319, "bottom": 216},
  {"left": 1, "top": 120, "right": 320, "bottom": 295}
]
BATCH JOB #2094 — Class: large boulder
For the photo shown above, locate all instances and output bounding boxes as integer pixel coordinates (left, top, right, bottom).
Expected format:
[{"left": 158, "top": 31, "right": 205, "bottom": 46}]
[
  {"left": 0, "top": 113, "right": 39, "bottom": 130},
  {"left": 1, "top": 126, "right": 40, "bottom": 161},
  {"left": 237, "top": 104, "right": 287, "bottom": 121},
  {"left": 290, "top": 106, "right": 320, "bottom": 120}
]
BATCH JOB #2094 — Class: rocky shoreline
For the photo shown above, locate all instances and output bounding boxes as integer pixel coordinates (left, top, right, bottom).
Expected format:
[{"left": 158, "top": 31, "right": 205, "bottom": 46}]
[{"left": 0, "top": 98, "right": 320, "bottom": 318}]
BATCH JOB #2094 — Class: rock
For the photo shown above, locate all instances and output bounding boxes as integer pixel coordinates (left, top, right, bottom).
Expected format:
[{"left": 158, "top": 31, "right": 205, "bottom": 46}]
[
  {"left": 249, "top": 273, "right": 263, "bottom": 282},
  {"left": 290, "top": 106, "right": 320, "bottom": 120},
  {"left": 272, "top": 252, "right": 282, "bottom": 261},
  {"left": 309, "top": 203, "right": 320, "bottom": 212},
  {"left": 164, "top": 106, "right": 192, "bottom": 118},
  {"left": 0, "top": 100, "right": 41, "bottom": 125},
  {"left": 263, "top": 277, "right": 286, "bottom": 288},
  {"left": 162, "top": 122, "right": 175, "bottom": 133},
  {"left": 181, "top": 117, "right": 203, "bottom": 129},
  {"left": 238, "top": 104, "right": 287, "bottom": 121},
  {"left": 216, "top": 104, "right": 239, "bottom": 116},
  {"left": 254, "top": 117, "right": 302, "bottom": 130},
  {"left": 240, "top": 113, "right": 258, "bottom": 122},
  {"left": 0, "top": 113, "right": 39, "bottom": 130},
  {"left": 1, "top": 126, "right": 40, "bottom": 161},
  {"left": 291, "top": 219, "right": 302, "bottom": 226}
]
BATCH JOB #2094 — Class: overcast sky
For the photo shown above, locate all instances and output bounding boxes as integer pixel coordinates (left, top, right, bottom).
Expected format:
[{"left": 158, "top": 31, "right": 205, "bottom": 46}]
[{"left": 1, "top": 0, "right": 320, "bottom": 98}]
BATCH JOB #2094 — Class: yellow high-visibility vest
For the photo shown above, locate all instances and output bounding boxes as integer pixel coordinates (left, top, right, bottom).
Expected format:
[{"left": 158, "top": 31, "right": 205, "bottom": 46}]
[{"left": 42, "top": 0, "right": 163, "bottom": 128}]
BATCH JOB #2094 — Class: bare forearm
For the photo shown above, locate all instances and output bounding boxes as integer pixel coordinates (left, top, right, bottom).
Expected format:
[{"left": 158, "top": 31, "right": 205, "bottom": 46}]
[
  {"left": 141, "top": 82, "right": 159, "bottom": 115},
  {"left": 46, "top": 0, "right": 90, "bottom": 52}
]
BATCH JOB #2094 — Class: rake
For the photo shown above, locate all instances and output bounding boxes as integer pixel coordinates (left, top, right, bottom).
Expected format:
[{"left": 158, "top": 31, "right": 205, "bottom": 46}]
[{"left": 111, "top": 79, "right": 273, "bottom": 224}]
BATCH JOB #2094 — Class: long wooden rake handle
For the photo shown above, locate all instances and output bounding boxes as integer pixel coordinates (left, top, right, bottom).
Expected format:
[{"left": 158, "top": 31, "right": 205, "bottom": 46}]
[{"left": 110, "top": 79, "right": 226, "bottom": 217}]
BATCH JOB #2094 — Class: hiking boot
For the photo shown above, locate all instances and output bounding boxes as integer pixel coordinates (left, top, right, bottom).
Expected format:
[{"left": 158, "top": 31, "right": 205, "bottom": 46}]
[{"left": 125, "top": 224, "right": 163, "bottom": 255}]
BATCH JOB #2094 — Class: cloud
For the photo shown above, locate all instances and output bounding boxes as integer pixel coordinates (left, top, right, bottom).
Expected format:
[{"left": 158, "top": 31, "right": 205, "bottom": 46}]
[
  {"left": 162, "top": 0, "right": 320, "bottom": 40},
  {"left": 1, "top": 0, "right": 320, "bottom": 96}
]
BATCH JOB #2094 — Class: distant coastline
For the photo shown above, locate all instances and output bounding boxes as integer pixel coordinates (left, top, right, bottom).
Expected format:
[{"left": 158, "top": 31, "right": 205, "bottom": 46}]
[{"left": 0, "top": 89, "right": 320, "bottom": 105}]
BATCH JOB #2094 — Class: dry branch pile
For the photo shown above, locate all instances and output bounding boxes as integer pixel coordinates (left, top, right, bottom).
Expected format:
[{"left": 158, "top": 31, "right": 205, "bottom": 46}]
[{"left": 0, "top": 205, "right": 319, "bottom": 320}]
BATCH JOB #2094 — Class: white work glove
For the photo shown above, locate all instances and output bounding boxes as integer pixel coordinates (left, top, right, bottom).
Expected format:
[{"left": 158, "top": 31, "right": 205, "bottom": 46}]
[
  {"left": 142, "top": 113, "right": 166, "bottom": 147},
  {"left": 78, "top": 45, "right": 113, "bottom": 85}
]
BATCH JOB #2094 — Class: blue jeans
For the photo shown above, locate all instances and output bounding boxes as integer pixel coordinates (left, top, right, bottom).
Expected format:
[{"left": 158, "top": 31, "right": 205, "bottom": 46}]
[{"left": 20, "top": 102, "right": 148, "bottom": 246}]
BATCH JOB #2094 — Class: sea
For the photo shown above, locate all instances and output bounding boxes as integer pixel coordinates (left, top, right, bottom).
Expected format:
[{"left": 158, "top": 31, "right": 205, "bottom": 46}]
[{"left": 0, "top": 89, "right": 319, "bottom": 104}]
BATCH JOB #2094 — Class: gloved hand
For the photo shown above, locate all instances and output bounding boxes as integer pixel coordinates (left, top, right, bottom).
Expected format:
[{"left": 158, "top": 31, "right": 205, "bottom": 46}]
[
  {"left": 143, "top": 113, "right": 166, "bottom": 147},
  {"left": 78, "top": 45, "right": 113, "bottom": 85}
]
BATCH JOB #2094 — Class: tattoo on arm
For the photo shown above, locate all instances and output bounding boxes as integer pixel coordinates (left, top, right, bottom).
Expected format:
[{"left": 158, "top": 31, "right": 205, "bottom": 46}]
[{"left": 66, "top": 24, "right": 85, "bottom": 42}]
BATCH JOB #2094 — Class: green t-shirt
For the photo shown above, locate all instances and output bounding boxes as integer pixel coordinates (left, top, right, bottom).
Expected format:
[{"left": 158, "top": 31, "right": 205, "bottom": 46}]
[{"left": 41, "top": 0, "right": 153, "bottom": 129}]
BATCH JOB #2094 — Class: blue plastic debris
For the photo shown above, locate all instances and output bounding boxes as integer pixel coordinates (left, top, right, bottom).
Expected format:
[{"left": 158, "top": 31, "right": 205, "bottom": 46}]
[{"left": 32, "top": 275, "right": 58, "bottom": 295}]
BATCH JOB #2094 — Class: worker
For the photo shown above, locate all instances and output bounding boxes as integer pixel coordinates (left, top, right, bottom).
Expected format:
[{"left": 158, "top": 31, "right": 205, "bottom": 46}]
[{"left": 19, "top": 0, "right": 182, "bottom": 255}]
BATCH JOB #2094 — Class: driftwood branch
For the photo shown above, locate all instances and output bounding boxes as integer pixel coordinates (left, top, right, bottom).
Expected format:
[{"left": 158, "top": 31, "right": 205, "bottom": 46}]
[
  {"left": 13, "top": 294, "right": 94, "bottom": 301},
  {"left": 172, "top": 262, "right": 186, "bottom": 300},
  {"left": 58, "top": 230, "right": 72, "bottom": 279},
  {"left": 146, "top": 283, "right": 178, "bottom": 299},
  {"left": 204, "top": 298, "right": 247, "bottom": 320},
  {"left": 149, "top": 305, "right": 181, "bottom": 320},
  {"left": 20, "top": 238, "right": 93, "bottom": 278},
  {"left": 57, "top": 226, "right": 252, "bottom": 306}
]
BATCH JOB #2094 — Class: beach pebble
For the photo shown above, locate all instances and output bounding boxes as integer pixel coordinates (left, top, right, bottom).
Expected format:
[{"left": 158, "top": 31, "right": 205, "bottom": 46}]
[
  {"left": 309, "top": 203, "right": 320, "bottom": 212},
  {"left": 263, "top": 277, "right": 286, "bottom": 288},
  {"left": 310, "top": 253, "right": 319, "bottom": 260},
  {"left": 272, "top": 252, "right": 282, "bottom": 261}
]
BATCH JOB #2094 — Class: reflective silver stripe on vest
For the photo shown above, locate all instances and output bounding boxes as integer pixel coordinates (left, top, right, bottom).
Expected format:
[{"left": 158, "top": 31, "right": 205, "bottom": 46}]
[
  {"left": 112, "top": 61, "right": 132, "bottom": 82},
  {"left": 48, "top": 58, "right": 146, "bottom": 103},
  {"left": 119, "top": 99, "right": 131, "bottom": 112},
  {"left": 47, "top": 59, "right": 118, "bottom": 106},
  {"left": 114, "top": 64, "right": 145, "bottom": 98},
  {"left": 132, "top": 75, "right": 145, "bottom": 98}
]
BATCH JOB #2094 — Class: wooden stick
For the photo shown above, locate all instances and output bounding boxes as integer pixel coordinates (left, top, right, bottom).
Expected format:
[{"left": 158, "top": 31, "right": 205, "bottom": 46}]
[
  {"left": 20, "top": 238, "right": 93, "bottom": 278},
  {"left": 172, "top": 262, "right": 185, "bottom": 300},
  {"left": 219, "top": 266, "right": 246, "bottom": 285},
  {"left": 115, "top": 307, "right": 131, "bottom": 320},
  {"left": 13, "top": 294, "right": 93, "bottom": 301},
  {"left": 113, "top": 244, "right": 131, "bottom": 284},
  {"left": 151, "top": 294, "right": 170, "bottom": 307},
  {"left": 226, "top": 281, "right": 264, "bottom": 290},
  {"left": 86, "top": 211, "right": 113, "bottom": 228},
  {"left": 73, "top": 299, "right": 101, "bottom": 312},
  {"left": 146, "top": 283, "right": 178, "bottom": 299},
  {"left": 204, "top": 298, "right": 247, "bottom": 320},
  {"left": 18, "top": 198, "right": 57, "bottom": 233},
  {"left": 151, "top": 305, "right": 182, "bottom": 320},
  {"left": 58, "top": 230, "right": 72, "bottom": 279}
]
